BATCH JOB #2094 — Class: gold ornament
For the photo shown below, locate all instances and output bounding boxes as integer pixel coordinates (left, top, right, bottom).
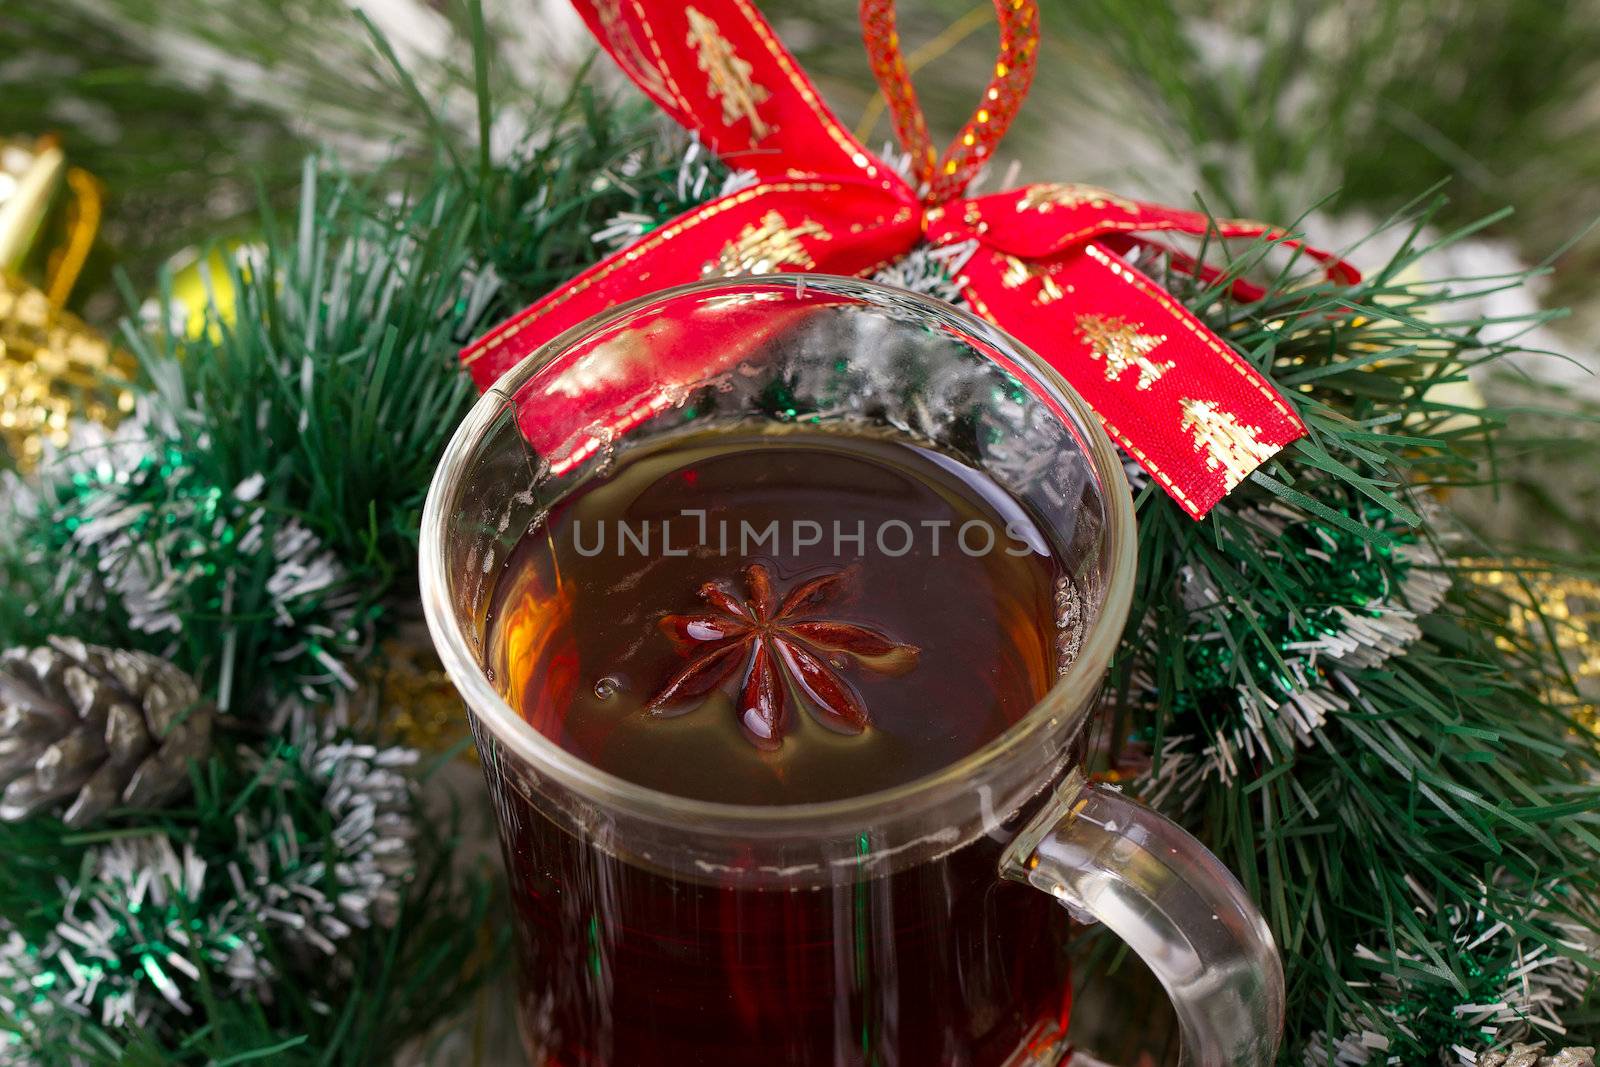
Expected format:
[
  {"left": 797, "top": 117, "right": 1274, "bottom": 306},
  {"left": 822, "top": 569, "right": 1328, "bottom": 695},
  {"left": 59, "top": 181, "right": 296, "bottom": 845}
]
[
  {"left": 685, "top": 7, "right": 772, "bottom": 141},
  {"left": 378, "top": 640, "right": 473, "bottom": 759},
  {"left": 704, "top": 210, "right": 828, "bottom": 277},
  {"left": 1480, "top": 1043, "right": 1595, "bottom": 1067},
  {"left": 1075, "top": 312, "right": 1174, "bottom": 390},
  {"left": 1467, "top": 562, "right": 1600, "bottom": 735},
  {"left": 0, "top": 136, "right": 64, "bottom": 274},
  {"left": 0, "top": 273, "right": 134, "bottom": 470},
  {"left": 1180, "top": 397, "right": 1276, "bottom": 493},
  {"left": 0, "top": 134, "right": 125, "bottom": 469},
  {"left": 0, "top": 134, "right": 102, "bottom": 305}
]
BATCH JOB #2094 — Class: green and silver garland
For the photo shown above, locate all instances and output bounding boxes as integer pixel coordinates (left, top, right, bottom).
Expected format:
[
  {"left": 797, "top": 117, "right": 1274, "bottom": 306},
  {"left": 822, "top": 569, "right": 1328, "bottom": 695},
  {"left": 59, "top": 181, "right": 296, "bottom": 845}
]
[
  {"left": 3, "top": 416, "right": 367, "bottom": 711},
  {"left": 1137, "top": 499, "right": 1452, "bottom": 804},
  {"left": 230, "top": 709, "right": 419, "bottom": 958},
  {"left": 0, "top": 714, "right": 424, "bottom": 1063},
  {"left": 1307, "top": 881, "right": 1596, "bottom": 1065}
]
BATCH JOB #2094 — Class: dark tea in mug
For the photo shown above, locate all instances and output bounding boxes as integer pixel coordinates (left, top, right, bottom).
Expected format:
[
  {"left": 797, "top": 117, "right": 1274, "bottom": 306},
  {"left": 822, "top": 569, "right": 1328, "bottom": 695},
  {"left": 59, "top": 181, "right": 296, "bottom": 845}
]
[{"left": 483, "top": 423, "right": 1086, "bottom": 1065}]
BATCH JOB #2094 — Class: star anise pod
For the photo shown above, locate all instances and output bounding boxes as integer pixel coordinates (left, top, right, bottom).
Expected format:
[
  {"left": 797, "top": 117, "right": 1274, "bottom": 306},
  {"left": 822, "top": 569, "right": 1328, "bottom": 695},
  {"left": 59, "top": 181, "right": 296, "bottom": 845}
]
[{"left": 646, "top": 563, "right": 919, "bottom": 748}]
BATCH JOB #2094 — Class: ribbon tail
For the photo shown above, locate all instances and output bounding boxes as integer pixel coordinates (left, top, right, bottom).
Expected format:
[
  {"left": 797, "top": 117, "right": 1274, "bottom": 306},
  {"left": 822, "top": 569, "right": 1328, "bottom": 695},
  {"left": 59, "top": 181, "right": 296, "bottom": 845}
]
[
  {"left": 959, "top": 242, "right": 1307, "bottom": 519},
  {"left": 946, "top": 184, "right": 1362, "bottom": 287}
]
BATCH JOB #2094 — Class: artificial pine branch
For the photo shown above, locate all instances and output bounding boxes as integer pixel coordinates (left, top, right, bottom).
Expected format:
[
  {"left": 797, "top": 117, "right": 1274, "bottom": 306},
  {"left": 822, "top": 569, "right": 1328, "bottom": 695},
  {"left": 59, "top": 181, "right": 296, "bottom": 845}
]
[
  {"left": 0, "top": 71, "right": 701, "bottom": 701},
  {"left": 1069, "top": 0, "right": 1600, "bottom": 250},
  {"left": 1118, "top": 205, "right": 1600, "bottom": 1061},
  {"left": 0, "top": 51, "right": 730, "bottom": 1060},
  {"left": 0, "top": 717, "right": 497, "bottom": 1066},
  {"left": 0, "top": 5, "right": 312, "bottom": 319}
]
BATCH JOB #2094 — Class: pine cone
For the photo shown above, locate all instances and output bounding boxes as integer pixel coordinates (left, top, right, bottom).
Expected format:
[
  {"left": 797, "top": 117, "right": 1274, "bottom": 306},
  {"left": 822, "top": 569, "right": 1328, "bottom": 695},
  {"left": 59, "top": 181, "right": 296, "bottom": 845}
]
[
  {"left": 0, "top": 638, "right": 213, "bottom": 827},
  {"left": 1482, "top": 1045, "right": 1598, "bottom": 1067}
]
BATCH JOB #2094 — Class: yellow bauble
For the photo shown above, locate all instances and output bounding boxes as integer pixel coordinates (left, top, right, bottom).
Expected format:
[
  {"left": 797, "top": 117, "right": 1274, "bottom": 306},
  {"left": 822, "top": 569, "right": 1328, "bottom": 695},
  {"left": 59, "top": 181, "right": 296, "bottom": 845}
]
[{"left": 166, "top": 242, "right": 253, "bottom": 341}]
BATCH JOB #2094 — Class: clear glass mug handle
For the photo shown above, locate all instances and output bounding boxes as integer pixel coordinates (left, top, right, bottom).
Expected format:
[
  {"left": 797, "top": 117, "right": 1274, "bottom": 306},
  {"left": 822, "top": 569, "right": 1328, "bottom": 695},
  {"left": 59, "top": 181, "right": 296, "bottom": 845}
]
[{"left": 1000, "top": 772, "right": 1285, "bottom": 1066}]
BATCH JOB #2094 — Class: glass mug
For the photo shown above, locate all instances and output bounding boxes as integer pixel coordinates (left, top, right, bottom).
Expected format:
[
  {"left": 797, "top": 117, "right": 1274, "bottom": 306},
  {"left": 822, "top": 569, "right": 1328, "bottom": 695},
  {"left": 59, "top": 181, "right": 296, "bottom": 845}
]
[{"left": 420, "top": 276, "right": 1282, "bottom": 1065}]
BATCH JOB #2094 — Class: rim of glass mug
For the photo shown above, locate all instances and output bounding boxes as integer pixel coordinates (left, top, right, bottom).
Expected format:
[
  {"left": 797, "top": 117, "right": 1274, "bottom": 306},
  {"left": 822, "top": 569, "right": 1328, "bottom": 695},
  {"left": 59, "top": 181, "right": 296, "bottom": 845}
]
[{"left": 419, "top": 274, "right": 1137, "bottom": 837}]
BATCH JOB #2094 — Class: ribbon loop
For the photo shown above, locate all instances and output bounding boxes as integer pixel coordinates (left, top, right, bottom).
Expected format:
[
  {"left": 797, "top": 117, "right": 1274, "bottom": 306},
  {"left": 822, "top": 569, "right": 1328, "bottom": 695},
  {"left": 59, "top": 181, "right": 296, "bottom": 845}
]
[
  {"left": 860, "top": 0, "right": 1040, "bottom": 203},
  {"left": 569, "top": 0, "right": 889, "bottom": 184}
]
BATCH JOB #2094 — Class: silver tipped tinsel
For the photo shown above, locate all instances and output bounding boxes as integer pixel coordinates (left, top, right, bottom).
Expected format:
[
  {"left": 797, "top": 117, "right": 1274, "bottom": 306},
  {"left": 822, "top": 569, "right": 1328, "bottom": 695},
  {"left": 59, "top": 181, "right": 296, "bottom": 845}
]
[
  {"left": 1304, "top": 883, "right": 1596, "bottom": 1067},
  {"left": 0, "top": 925, "right": 52, "bottom": 1065},
  {"left": 870, "top": 241, "right": 978, "bottom": 307},
  {"left": 6, "top": 412, "right": 365, "bottom": 711},
  {"left": 10, "top": 834, "right": 271, "bottom": 1037},
  {"left": 229, "top": 708, "right": 419, "bottom": 959},
  {"left": 1142, "top": 501, "right": 1451, "bottom": 807},
  {"left": 591, "top": 140, "right": 758, "bottom": 252},
  {"left": 0, "top": 718, "right": 421, "bottom": 1051}
]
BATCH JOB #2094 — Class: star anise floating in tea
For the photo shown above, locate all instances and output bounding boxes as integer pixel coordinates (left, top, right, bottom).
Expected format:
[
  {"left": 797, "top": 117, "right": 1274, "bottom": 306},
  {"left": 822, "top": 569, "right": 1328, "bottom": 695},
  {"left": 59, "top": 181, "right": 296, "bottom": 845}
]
[{"left": 646, "top": 563, "right": 919, "bottom": 748}]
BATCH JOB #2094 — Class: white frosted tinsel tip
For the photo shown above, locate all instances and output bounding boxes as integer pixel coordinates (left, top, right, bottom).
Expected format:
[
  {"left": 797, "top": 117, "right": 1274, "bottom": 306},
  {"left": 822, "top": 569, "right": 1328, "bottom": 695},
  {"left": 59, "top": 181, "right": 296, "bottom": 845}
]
[
  {"left": 233, "top": 706, "right": 420, "bottom": 960},
  {"left": 0, "top": 926, "right": 51, "bottom": 1064},
  {"left": 592, "top": 140, "right": 758, "bottom": 252},
  {"left": 14, "top": 406, "right": 366, "bottom": 710},
  {"left": 1304, "top": 884, "right": 1596, "bottom": 1067},
  {"left": 1141, "top": 502, "right": 1451, "bottom": 795},
  {"left": 55, "top": 834, "right": 268, "bottom": 1030}
]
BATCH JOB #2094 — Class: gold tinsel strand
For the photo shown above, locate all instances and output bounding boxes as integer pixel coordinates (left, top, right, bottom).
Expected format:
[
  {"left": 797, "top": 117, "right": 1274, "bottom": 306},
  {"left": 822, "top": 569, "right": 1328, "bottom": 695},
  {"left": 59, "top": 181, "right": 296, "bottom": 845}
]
[
  {"left": 377, "top": 640, "right": 473, "bottom": 759},
  {"left": 1467, "top": 561, "right": 1600, "bottom": 737},
  {"left": 0, "top": 274, "right": 134, "bottom": 470}
]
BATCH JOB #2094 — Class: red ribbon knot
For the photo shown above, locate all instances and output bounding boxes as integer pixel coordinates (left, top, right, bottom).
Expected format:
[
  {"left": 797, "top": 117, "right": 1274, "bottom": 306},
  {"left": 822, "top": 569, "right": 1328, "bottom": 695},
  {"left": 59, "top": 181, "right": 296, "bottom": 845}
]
[{"left": 462, "top": 0, "right": 1359, "bottom": 518}]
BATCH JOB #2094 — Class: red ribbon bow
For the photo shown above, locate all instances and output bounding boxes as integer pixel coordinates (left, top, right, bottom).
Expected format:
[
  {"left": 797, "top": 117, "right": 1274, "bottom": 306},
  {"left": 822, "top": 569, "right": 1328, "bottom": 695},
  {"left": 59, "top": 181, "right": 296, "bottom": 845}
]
[{"left": 462, "top": 0, "right": 1359, "bottom": 518}]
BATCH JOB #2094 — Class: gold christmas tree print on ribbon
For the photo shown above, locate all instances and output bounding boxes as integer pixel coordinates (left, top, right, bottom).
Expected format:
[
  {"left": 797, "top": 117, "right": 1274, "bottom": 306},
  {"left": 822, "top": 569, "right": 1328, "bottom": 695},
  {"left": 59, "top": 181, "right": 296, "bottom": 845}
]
[
  {"left": 999, "top": 254, "right": 1066, "bottom": 305},
  {"left": 704, "top": 210, "right": 830, "bottom": 276},
  {"left": 686, "top": 6, "right": 772, "bottom": 141},
  {"left": 1180, "top": 397, "right": 1275, "bottom": 493},
  {"left": 1016, "top": 183, "right": 1140, "bottom": 214},
  {"left": 1075, "top": 312, "right": 1174, "bottom": 391}
]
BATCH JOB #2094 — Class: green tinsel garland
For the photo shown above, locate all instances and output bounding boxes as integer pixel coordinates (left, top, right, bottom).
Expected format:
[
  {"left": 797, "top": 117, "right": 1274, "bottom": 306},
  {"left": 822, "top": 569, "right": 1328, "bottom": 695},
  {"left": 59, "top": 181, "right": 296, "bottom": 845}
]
[
  {"left": 1136, "top": 500, "right": 1449, "bottom": 794},
  {"left": 5, "top": 423, "right": 371, "bottom": 711},
  {"left": 0, "top": 71, "right": 738, "bottom": 1063},
  {"left": 1119, "top": 235, "right": 1600, "bottom": 1061},
  {"left": 0, "top": 716, "right": 440, "bottom": 1063}
]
